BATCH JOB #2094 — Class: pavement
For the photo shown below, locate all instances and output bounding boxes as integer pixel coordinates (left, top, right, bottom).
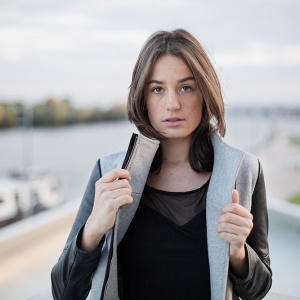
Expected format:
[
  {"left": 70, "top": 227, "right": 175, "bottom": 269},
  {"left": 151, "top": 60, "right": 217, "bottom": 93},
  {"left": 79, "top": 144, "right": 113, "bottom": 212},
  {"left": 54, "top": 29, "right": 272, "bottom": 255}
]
[{"left": 0, "top": 200, "right": 79, "bottom": 300}]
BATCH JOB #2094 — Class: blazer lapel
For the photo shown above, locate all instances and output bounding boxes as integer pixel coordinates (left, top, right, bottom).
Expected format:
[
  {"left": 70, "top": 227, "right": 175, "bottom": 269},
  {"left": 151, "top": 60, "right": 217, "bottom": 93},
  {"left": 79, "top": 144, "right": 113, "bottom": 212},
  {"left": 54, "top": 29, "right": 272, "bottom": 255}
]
[
  {"left": 116, "top": 134, "right": 159, "bottom": 244},
  {"left": 207, "top": 131, "right": 244, "bottom": 300},
  {"left": 102, "top": 134, "right": 159, "bottom": 300}
]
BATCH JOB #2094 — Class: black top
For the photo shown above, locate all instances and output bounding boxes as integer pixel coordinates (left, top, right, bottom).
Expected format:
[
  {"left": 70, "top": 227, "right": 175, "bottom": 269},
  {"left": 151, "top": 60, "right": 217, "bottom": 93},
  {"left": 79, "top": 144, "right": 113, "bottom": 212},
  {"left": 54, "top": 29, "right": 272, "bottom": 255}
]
[{"left": 118, "top": 181, "right": 211, "bottom": 300}]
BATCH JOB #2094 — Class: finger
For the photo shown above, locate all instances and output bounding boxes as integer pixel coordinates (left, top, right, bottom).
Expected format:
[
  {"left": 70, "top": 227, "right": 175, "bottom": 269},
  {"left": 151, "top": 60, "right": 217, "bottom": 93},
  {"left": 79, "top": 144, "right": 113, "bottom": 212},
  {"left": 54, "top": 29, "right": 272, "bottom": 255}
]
[
  {"left": 221, "top": 203, "right": 251, "bottom": 218},
  {"left": 218, "top": 231, "right": 245, "bottom": 246},
  {"left": 98, "top": 193, "right": 133, "bottom": 212},
  {"left": 102, "top": 187, "right": 132, "bottom": 201},
  {"left": 232, "top": 189, "right": 239, "bottom": 204},
  {"left": 217, "top": 221, "right": 251, "bottom": 237},
  {"left": 96, "top": 178, "right": 132, "bottom": 193},
  {"left": 99, "top": 169, "right": 131, "bottom": 183},
  {"left": 113, "top": 194, "right": 133, "bottom": 209},
  {"left": 219, "top": 211, "right": 253, "bottom": 226}
]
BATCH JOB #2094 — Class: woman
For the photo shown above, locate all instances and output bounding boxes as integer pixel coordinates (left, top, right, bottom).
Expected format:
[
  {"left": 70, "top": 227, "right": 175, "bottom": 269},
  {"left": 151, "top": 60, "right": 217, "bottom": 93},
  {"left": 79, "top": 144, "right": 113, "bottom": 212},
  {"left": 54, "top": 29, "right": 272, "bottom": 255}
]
[{"left": 51, "top": 29, "right": 272, "bottom": 300}]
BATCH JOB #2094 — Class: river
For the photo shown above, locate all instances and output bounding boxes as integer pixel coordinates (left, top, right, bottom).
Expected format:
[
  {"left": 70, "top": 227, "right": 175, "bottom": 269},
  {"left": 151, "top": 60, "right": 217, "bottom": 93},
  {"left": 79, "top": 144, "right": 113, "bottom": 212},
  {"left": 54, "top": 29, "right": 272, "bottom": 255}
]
[{"left": 0, "top": 115, "right": 284, "bottom": 200}]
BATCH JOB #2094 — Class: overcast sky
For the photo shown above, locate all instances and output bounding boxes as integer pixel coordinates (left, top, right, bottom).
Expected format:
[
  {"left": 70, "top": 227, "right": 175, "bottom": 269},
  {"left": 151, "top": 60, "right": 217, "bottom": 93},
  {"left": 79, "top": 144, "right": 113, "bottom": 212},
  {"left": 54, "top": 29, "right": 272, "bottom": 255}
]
[{"left": 0, "top": 0, "right": 299, "bottom": 108}]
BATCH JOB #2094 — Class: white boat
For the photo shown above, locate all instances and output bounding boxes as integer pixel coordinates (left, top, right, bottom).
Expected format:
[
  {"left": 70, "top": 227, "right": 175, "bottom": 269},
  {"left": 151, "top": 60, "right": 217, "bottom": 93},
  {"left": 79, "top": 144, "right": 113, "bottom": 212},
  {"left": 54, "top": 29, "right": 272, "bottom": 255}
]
[{"left": 0, "top": 168, "right": 64, "bottom": 227}]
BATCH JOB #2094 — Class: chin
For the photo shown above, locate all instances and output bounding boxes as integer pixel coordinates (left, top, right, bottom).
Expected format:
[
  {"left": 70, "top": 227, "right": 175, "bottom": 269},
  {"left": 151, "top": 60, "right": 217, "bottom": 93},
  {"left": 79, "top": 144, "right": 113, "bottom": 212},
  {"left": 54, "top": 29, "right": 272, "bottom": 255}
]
[{"left": 160, "top": 131, "right": 194, "bottom": 140}]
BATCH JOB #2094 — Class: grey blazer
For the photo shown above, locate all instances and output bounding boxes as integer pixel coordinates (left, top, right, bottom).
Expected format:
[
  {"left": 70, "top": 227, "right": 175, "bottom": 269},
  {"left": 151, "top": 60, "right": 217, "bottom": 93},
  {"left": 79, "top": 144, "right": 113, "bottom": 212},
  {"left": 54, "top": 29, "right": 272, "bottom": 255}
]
[{"left": 51, "top": 131, "right": 272, "bottom": 300}]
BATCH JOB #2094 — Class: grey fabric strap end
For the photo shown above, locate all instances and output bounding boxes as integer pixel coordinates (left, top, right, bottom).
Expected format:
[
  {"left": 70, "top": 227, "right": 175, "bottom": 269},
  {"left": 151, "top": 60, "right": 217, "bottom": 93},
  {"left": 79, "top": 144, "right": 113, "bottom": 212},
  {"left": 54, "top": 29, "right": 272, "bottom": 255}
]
[{"left": 91, "top": 134, "right": 159, "bottom": 300}]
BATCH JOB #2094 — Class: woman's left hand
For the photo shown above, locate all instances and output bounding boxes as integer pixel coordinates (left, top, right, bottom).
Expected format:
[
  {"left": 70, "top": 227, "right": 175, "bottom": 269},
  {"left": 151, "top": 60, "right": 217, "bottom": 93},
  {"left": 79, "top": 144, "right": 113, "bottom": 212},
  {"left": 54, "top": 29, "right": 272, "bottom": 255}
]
[{"left": 217, "top": 189, "right": 253, "bottom": 276}]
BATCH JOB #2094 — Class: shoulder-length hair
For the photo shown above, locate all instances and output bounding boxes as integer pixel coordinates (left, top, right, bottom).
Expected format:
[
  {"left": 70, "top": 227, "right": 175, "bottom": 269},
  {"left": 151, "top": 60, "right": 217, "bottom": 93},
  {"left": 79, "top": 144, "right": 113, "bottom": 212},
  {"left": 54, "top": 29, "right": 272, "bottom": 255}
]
[{"left": 127, "top": 28, "right": 225, "bottom": 172}]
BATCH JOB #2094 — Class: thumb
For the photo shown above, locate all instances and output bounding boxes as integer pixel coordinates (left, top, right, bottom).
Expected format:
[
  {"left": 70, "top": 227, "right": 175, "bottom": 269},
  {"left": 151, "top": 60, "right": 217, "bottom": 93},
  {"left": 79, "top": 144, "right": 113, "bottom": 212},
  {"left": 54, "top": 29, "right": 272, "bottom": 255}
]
[{"left": 232, "top": 189, "right": 239, "bottom": 204}]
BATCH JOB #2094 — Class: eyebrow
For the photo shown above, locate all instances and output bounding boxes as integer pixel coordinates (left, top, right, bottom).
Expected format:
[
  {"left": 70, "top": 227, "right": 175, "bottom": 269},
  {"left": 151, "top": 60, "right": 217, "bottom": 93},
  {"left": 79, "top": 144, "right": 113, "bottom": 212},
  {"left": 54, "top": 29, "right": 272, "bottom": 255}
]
[
  {"left": 148, "top": 76, "right": 195, "bottom": 85},
  {"left": 178, "top": 76, "right": 195, "bottom": 83}
]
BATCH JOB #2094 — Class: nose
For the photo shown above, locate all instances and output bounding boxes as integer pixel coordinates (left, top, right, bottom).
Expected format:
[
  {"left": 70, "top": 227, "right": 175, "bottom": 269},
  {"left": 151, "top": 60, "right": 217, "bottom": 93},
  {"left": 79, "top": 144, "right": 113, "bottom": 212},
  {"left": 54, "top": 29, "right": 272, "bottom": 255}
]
[{"left": 165, "top": 91, "right": 180, "bottom": 110}]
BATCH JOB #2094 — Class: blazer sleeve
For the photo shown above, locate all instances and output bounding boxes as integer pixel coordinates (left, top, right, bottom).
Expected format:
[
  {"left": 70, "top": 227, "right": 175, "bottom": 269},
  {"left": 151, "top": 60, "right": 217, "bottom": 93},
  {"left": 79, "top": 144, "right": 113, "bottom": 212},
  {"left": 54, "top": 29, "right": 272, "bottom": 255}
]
[
  {"left": 51, "top": 160, "right": 105, "bottom": 300},
  {"left": 229, "top": 161, "right": 272, "bottom": 299}
]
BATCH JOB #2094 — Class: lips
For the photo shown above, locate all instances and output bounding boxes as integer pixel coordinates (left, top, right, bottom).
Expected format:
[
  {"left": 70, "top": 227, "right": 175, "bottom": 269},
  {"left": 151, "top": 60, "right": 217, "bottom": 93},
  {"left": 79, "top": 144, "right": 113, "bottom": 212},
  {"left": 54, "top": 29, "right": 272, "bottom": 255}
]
[
  {"left": 162, "top": 117, "right": 185, "bottom": 127},
  {"left": 163, "top": 117, "right": 184, "bottom": 122}
]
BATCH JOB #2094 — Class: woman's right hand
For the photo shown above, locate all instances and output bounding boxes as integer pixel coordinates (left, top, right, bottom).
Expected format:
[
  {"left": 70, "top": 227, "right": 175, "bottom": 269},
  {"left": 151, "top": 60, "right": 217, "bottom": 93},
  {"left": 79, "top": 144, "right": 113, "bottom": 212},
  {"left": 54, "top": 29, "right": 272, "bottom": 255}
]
[{"left": 81, "top": 168, "right": 133, "bottom": 252}]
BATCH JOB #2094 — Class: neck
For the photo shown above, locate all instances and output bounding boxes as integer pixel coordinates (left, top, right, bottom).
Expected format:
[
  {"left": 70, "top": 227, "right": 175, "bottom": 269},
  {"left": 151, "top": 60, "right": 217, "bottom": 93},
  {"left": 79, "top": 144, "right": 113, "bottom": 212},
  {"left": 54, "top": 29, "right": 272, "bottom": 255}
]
[
  {"left": 147, "top": 135, "right": 212, "bottom": 192},
  {"left": 160, "top": 136, "right": 192, "bottom": 166}
]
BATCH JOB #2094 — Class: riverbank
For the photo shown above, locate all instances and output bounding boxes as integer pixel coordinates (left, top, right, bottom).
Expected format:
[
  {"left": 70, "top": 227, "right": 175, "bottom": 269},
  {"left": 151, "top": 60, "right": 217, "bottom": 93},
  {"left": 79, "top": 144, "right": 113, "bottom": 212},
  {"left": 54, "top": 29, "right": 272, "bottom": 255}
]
[{"left": 255, "top": 131, "right": 300, "bottom": 202}]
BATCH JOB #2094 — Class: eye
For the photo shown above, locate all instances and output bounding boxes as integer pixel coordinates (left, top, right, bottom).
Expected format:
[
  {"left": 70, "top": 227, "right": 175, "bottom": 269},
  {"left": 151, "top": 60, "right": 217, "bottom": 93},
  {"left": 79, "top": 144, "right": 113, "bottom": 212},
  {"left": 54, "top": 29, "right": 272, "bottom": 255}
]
[
  {"left": 151, "top": 87, "right": 164, "bottom": 94},
  {"left": 180, "top": 86, "right": 192, "bottom": 92}
]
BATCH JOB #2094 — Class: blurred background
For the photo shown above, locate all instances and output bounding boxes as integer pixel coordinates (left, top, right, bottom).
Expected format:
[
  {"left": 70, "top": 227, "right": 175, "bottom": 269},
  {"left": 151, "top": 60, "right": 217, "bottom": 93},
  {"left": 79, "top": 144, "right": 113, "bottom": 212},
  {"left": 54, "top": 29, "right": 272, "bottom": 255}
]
[{"left": 0, "top": 0, "right": 299, "bottom": 299}]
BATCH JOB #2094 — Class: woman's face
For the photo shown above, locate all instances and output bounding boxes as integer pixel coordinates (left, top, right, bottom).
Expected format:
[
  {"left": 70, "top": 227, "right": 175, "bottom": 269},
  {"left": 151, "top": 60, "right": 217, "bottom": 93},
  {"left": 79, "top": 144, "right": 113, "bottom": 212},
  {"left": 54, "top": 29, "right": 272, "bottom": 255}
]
[{"left": 145, "top": 55, "right": 203, "bottom": 141}]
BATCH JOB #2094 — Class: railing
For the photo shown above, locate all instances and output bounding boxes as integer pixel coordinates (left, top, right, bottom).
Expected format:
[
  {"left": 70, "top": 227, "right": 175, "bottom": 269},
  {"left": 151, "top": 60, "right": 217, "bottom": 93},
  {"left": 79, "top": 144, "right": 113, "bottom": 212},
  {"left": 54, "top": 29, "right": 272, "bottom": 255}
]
[{"left": 1, "top": 197, "right": 299, "bottom": 299}]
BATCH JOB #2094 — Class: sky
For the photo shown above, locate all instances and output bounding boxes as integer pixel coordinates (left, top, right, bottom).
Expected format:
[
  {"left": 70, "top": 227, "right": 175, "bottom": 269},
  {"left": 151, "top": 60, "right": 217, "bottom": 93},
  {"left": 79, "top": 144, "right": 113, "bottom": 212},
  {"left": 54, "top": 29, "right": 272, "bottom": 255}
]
[{"left": 0, "top": 0, "right": 299, "bottom": 108}]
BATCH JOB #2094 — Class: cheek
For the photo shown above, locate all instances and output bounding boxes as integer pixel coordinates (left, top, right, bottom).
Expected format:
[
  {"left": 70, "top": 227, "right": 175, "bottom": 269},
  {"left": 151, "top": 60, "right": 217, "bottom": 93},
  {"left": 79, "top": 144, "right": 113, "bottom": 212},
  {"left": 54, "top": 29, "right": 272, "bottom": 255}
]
[
  {"left": 188, "top": 98, "right": 202, "bottom": 120},
  {"left": 197, "top": 100, "right": 203, "bottom": 120},
  {"left": 149, "top": 111, "right": 160, "bottom": 127},
  {"left": 146, "top": 100, "right": 158, "bottom": 125}
]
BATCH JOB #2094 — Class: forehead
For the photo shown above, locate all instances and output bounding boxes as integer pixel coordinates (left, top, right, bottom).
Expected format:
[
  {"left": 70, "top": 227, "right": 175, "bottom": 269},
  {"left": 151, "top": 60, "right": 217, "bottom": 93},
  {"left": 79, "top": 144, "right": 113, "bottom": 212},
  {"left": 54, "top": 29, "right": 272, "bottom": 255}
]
[{"left": 149, "top": 55, "right": 193, "bottom": 80}]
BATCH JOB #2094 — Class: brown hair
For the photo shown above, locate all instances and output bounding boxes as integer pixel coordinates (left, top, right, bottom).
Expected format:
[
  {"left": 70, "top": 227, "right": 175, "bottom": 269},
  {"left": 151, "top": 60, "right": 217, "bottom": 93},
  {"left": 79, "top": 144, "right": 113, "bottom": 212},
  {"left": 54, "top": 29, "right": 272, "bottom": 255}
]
[{"left": 127, "top": 28, "right": 225, "bottom": 172}]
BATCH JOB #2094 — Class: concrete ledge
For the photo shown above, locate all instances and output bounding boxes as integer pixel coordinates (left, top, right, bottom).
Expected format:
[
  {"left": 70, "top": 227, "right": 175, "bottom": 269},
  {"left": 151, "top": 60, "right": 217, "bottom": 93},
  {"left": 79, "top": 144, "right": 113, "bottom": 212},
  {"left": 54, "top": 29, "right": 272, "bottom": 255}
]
[
  {"left": 265, "top": 293, "right": 300, "bottom": 300},
  {"left": 2, "top": 196, "right": 299, "bottom": 254},
  {"left": 0, "top": 198, "right": 80, "bottom": 258},
  {"left": 267, "top": 196, "right": 300, "bottom": 232}
]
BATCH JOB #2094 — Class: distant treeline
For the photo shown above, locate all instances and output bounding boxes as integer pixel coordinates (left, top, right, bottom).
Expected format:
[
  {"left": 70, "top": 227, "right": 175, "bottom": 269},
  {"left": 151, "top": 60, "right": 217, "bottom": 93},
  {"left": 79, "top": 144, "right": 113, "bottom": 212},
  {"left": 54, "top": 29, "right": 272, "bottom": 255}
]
[
  {"left": 227, "top": 105, "right": 300, "bottom": 117},
  {"left": 0, "top": 98, "right": 126, "bottom": 129}
]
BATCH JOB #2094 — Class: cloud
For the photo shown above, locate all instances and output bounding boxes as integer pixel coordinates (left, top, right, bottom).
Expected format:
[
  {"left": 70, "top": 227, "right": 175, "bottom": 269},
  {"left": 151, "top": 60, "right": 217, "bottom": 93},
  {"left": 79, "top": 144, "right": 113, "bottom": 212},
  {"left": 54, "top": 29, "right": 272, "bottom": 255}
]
[
  {"left": 0, "top": 0, "right": 299, "bottom": 106},
  {"left": 214, "top": 43, "right": 300, "bottom": 68},
  {"left": 0, "top": 24, "right": 147, "bottom": 62}
]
